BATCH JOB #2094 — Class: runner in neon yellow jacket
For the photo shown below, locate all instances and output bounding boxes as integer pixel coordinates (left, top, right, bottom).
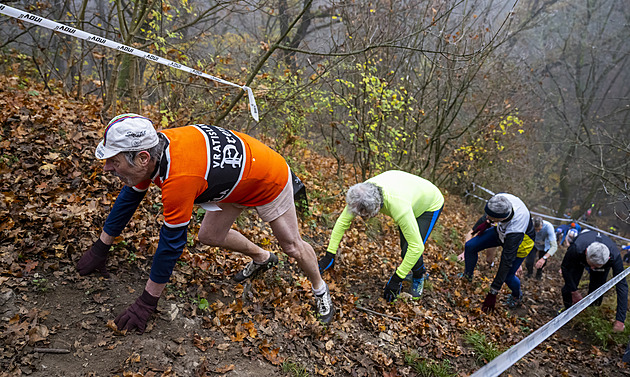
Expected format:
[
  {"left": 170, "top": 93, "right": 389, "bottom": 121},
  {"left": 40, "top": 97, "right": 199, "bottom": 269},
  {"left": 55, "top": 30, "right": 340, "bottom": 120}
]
[{"left": 318, "top": 170, "right": 444, "bottom": 302}]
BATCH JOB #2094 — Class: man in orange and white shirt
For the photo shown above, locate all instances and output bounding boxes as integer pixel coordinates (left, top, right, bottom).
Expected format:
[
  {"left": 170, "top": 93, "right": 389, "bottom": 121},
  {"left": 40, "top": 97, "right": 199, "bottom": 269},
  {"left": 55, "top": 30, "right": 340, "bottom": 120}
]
[{"left": 77, "top": 114, "right": 335, "bottom": 333}]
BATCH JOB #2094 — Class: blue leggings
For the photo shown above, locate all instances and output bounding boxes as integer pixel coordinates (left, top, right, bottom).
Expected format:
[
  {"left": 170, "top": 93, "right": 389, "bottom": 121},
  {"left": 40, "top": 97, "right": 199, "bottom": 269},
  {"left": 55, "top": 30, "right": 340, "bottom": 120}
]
[
  {"left": 399, "top": 206, "right": 443, "bottom": 278},
  {"left": 464, "top": 227, "right": 524, "bottom": 297}
]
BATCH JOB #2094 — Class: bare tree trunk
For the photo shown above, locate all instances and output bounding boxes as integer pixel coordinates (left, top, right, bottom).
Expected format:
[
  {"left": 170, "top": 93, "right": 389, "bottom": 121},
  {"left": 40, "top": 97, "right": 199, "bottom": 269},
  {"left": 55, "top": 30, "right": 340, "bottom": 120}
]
[
  {"left": 102, "top": 0, "right": 158, "bottom": 119},
  {"left": 576, "top": 180, "right": 599, "bottom": 220},
  {"left": 279, "top": 0, "right": 314, "bottom": 71},
  {"left": 102, "top": 53, "right": 124, "bottom": 120},
  {"left": 557, "top": 145, "right": 576, "bottom": 217},
  {"left": 74, "top": 0, "right": 89, "bottom": 99}
]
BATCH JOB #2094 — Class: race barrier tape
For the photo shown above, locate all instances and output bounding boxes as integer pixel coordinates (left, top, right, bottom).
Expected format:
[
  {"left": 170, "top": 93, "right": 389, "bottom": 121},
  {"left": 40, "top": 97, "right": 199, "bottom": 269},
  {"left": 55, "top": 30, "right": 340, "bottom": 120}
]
[
  {"left": 530, "top": 211, "right": 630, "bottom": 243},
  {"left": 470, "top": 265, "right": 630, "bottom": 377},
  {"left": 0, "top": 3, "right": 259, "bottom": 121},
  {"left": 465, "top": 192, "right": 488, "bottom": 203},
  {"left": 465, "top": 183, "right": 630, "bottom": 243},
  {"left": 471, "top": 182, "right": 496, "bottom": 196}
]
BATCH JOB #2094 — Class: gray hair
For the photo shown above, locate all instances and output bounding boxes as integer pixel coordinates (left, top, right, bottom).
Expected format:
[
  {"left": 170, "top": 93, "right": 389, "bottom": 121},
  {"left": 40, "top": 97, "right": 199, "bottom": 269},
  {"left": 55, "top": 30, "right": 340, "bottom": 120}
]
[
  {"left": 533, "top": 217, "right": 543, "bottom": 229},
  {"left": 122, "top": 133, "right": 167, "bottom": 166},
  {"left": 586, "top": 242, "right": 610, "bottom": 267},
  {"left": 346, "top": 182, "right": 383, "bottom": 218},
  {"left": 485, "top": 195, "right": 512, "bottom": 219}
]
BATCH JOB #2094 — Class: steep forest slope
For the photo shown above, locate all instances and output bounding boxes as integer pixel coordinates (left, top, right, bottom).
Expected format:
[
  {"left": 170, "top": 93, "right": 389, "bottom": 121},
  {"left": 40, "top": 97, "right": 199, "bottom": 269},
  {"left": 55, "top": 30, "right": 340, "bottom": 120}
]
[{"left": 1, "top": 76, "right": 629, "bottom": 377}]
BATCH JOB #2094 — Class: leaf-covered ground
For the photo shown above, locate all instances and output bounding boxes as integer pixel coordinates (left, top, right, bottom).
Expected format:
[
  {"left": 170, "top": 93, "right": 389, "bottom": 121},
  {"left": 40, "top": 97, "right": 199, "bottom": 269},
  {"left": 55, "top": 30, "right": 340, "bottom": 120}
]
[{"left": 1, "top": 75, "right": 629, "bottom": 377}]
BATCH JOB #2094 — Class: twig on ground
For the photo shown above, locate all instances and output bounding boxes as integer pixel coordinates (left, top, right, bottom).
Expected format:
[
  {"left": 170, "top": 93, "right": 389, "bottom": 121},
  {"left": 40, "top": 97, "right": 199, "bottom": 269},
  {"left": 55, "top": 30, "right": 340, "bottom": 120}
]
[
  {"left": 33, "top": 348, "right": 70, "bottom": 354},
  {"left": 356, "top": 305, "right": 401, "bottom": 320}
]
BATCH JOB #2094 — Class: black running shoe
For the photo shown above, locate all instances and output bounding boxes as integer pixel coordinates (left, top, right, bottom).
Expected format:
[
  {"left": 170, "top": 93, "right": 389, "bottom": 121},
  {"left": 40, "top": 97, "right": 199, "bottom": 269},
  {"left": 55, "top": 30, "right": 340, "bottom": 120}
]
[{"left": 233, "top": 253, "right": 278, "bottom": 283}]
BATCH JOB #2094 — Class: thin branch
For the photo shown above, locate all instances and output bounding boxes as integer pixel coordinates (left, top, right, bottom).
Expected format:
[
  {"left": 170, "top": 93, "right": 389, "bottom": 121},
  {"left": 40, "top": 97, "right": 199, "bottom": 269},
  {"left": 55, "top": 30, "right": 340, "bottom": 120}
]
[
  {"left": 356, "top": 305, "right": 401, "bottom": 320},
  {"left": 33, "top": 348, "right": 70, "bottom": 354},
  {"left": 215, "top": 0, "right": 314, "bottom": 124}
]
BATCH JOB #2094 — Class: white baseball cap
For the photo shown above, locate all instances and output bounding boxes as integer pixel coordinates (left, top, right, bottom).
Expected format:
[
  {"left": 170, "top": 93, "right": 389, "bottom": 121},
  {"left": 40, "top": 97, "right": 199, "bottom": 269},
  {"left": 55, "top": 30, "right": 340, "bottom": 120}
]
[{"left": 95, "top": 114, "right": 159, "bottom": 159}]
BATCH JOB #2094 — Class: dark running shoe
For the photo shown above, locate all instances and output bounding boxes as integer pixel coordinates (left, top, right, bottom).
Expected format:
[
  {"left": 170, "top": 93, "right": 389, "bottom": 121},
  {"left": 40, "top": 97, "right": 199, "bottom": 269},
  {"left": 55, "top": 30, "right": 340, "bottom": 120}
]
[
  {"left": 506, "top": 294, "right": 523, "bottom": 308},
  {"left": 411, "top": 274, "right": 429, "bottom": 298},
  {"left": 233, "top": 253, "right": 278, "bottom": 283},
  {"left": 315, "top": 286, "right": 335, "bottom": 324},
  {"left": 535, "top": 269, "right": 543, "bottom": 280}
]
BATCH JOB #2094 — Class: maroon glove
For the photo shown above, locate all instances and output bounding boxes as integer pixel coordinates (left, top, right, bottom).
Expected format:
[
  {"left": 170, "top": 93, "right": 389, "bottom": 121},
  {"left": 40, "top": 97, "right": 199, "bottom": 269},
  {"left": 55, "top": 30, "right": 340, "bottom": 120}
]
[
  {"left": 472, "top": 215, "right": 491, "bottom": 236},
  {"left": 571, "top": 291, "right": 583, "bottom": 305},
  {"left": 481, "top": 291, "right": 497, "bottom": 312},
  {"left": 77, "top": 239, "right": 111, "bottom": 277},
  {"left": 115, "top": 290, "right": 159, "bottom": 334}
]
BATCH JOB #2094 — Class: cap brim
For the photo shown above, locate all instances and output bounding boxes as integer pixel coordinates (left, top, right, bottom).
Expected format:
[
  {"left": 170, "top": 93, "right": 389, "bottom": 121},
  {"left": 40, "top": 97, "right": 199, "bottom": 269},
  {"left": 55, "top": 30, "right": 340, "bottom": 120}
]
[{"left": 95, "top": 140, "right": 120, "bottom": 160}]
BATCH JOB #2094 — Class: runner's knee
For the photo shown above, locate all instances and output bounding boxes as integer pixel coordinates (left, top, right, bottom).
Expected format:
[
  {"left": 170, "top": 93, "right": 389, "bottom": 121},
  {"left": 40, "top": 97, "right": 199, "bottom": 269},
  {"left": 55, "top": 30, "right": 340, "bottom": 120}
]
[{"left": 198, "top": 229, "right": 228, "bottom": 246}]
